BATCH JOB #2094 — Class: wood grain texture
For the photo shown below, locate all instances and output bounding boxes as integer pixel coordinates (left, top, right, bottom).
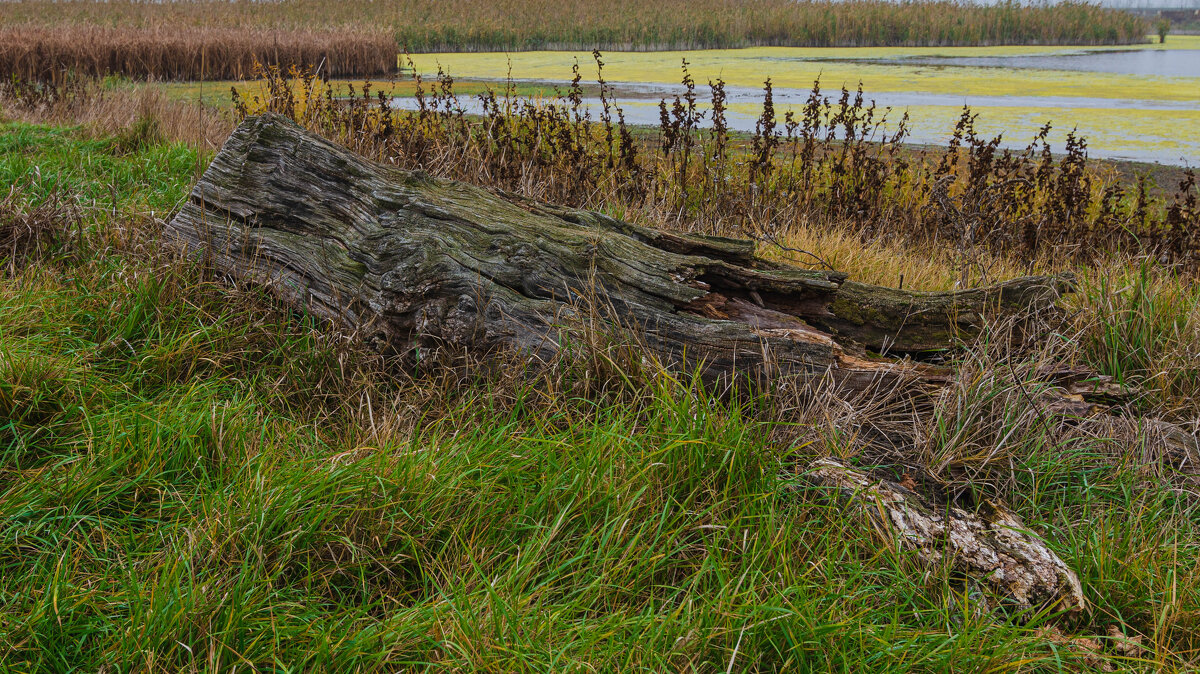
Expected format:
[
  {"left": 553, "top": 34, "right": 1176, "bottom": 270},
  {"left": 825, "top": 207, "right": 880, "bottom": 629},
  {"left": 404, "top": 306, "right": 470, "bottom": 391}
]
[
  {"left": 166, "top": 114, "right": 1068, "bottom": 384},
  {"left": 807, "top": 457, "right": 1087, "bottom": 620}
]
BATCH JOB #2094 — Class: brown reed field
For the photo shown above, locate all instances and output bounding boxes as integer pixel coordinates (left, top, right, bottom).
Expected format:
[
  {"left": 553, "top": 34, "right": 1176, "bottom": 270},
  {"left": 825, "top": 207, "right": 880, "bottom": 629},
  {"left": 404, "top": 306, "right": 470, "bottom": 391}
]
[
  {"left": 0, "top": 0, "right": 1149, "bottom": 80},
  {"left": 0, "top": 25, "right": 396, "bottom": 81}
]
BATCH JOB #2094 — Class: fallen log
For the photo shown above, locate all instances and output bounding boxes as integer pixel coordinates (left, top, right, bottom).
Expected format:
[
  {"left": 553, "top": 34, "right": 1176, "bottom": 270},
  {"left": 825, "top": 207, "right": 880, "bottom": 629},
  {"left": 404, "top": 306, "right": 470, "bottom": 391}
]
[{"left": 166, "top": 113, "right": 1069, "bottom": 384}]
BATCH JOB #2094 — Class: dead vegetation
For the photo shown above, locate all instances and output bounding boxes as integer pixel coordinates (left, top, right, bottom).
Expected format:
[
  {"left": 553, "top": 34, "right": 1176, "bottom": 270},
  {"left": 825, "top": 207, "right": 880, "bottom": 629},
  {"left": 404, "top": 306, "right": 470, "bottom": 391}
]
[
  {"left": 0, "top": 25, "right": 396, "bottom": 81},
  {"left": 0, "top": 75, "right": 232, "bottom": 151},
  {"left": 225, "top": 61, "right": 1200, "bottom": 280},
  {"left": 1, "top": 0, "right": 1149, "bottom": 56},
  {"left": 0, "top": 180, "right": 83, "bottom": 274}
]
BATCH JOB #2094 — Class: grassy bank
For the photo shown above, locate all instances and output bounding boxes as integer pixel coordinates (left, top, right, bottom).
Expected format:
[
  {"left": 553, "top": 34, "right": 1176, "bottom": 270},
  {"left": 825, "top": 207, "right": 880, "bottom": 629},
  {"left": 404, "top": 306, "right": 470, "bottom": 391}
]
[
  {"left": 0, "top": 0, "right": 1149, "bottom": 80},
  {"left": 3, "top": 65, "right": 1200, "bottom": 671},
  {"left": 2, "top": 118, "right": 1199, "bottom": 671}
]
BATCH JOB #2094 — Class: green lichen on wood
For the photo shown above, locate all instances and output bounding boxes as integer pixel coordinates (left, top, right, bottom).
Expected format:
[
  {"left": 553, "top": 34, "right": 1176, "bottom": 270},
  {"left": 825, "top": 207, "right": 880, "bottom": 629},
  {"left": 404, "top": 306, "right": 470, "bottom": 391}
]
[{"left": 166, "top": 113, "right": 1068, "bottom": 384}]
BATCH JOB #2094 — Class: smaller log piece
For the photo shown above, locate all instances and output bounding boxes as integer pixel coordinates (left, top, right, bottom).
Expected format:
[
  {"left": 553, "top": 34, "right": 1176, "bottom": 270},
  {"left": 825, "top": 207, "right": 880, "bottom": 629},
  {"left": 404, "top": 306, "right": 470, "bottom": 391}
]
[
  {"left": 806, "top": 458, "right": 1086, "bottom": 620},
  {"left": 1143, "top": 418, "right": 1200, "bottom": 473}
]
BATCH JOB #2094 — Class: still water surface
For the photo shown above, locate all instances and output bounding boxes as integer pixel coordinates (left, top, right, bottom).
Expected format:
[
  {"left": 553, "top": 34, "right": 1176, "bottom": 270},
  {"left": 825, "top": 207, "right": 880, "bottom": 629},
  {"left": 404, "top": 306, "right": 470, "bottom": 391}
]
[
  {"left": 841, "top": 49, "right": 1200, "bottom": 78},
  {"left": 402, "top": 44, "right": 1200, "bottom": 165}
]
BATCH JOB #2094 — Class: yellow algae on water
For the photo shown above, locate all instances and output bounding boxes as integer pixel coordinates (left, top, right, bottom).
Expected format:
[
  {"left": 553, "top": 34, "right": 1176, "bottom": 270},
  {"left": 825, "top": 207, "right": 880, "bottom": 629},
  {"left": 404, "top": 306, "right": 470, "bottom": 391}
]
[
  {"left": 747, "top": 103, "right": 1200, "bottom": 162},
  {"left": 720, "top": 100, "right": 1200, "bottom": 158},
  {"left": 408, "top": 46, "right": 1200, "bottom": 104},
  {"left": 409, "top": 44, "right": 1200, "bottom": 163}
]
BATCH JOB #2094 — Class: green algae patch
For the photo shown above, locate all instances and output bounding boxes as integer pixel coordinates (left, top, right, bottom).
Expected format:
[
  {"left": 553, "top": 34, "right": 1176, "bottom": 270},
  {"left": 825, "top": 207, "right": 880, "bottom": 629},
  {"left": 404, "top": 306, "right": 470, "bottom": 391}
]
[
  {"left": 408, "top": 47, "right": 1200, "bottom": 104},
  {"left": 723, "top": 103, "right": 1200, "bottom": 164},
  {"left": 408, "top": 45, "right": 1200, "bottom": 163}
]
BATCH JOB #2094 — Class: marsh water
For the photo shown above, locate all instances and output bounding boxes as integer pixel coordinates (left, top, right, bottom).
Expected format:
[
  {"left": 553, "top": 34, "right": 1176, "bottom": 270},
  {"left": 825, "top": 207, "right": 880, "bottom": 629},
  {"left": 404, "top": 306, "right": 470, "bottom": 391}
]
[
  {"left": 836, "top": 49, "right": 1200, "bottom": 78},
  {"left": 402, "top": 42, "right": 1200, "bottom": 165}
]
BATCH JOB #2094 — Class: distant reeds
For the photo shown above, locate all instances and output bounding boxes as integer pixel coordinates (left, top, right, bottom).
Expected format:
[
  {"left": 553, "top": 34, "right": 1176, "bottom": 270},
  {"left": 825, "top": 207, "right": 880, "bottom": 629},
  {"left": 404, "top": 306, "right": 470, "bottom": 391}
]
[
  {"left": 384, "top": 0, "right": 1149, "bottom": 51},
  {"left": 0, "top": 26, "right": 395, "bottom": 81},
  {"left": 0, "top": 0, "right": 1149, "bottom": 82}
]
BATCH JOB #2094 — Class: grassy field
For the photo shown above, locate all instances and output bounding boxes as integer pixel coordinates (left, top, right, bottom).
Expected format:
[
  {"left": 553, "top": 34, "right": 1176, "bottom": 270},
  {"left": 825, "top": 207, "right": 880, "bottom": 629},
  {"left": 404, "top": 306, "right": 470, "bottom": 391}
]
[
  {"left": 3, "top": 112, "right": 1200, "bottom": 672},
  {"left": 0, "top": 0, "right": 1150, "bottom": 80},
  {"left": 3, "top": 62, "right": 1200, "bottom": 671}
]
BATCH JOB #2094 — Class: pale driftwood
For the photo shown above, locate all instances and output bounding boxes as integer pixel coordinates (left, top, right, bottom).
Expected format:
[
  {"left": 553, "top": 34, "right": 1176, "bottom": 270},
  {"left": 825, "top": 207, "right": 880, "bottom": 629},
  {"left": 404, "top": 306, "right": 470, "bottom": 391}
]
[
  {"left": 806, "top": 458, "right": 1086, "bottom": 620},
  {"left": 166, "top": 113, "right": 1069, "bottom": 384}
]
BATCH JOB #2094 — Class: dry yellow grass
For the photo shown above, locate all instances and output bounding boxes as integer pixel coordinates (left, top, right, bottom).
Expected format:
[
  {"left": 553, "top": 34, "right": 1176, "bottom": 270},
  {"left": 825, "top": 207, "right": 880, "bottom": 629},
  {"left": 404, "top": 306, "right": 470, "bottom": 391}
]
[{"left": 0, "top": 81, "right": 232, "bottom": 152}]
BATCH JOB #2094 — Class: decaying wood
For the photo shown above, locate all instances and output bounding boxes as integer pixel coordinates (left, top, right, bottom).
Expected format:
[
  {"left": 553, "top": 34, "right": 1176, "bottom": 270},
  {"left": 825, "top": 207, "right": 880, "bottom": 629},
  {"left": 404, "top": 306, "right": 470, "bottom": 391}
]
[
  {"left": 1034, "top": 370, "right": 1199, "bottom": 476},
  {"left": 166, "top": 113, "right": 1069, "bottom": 384},
  {"left": 806, "top": 457, "right": 1087, "bottom": 620},
  {"left": 1144, "top": 418, "right": 1200, "bottom": 471},
  {"left": 1036, "top": 364, "right": 1131, "bottom": 405}
]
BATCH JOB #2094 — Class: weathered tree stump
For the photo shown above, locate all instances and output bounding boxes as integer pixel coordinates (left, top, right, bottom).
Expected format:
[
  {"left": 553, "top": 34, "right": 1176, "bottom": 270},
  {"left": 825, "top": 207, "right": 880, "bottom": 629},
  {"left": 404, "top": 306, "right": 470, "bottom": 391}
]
[{"left": 166, "top": 114, "right": 1069, "bottom": 384}]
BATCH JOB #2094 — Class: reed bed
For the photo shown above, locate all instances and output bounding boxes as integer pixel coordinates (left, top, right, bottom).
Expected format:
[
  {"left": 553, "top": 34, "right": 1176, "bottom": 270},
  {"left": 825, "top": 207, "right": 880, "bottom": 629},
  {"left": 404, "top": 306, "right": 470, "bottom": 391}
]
[
  {"left": 387, "top": 0, "right": 1150, "bottom": 51},
  {"left": 0, "top": 25, "right": 396, "bottom": 81},
  {"left": 1, "top": 0, "right": 1148, "bottom": 75}
]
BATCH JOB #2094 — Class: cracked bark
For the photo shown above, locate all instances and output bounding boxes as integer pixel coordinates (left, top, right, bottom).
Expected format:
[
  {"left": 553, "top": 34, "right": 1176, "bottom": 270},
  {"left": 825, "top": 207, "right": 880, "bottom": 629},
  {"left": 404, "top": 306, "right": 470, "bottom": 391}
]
[
  {"left": 166, "top": 114, "right": 1070, "bottom": 385},
  {"left": 806, "top": 458, "right": 1087, "bottom": 620}
]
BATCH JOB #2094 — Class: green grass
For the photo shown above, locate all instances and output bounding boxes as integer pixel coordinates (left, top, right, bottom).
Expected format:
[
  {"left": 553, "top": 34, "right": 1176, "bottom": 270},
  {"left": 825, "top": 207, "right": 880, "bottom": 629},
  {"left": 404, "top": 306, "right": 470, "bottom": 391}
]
[
  {"left": 1, "top": 122, "right": 1198, "bottom": 671},
  {"left": 0, "top": 122, "right": 198, "bottom": 214},
  {"left": 1076, "top": 263, "right": 1200, "bottom": 417}
]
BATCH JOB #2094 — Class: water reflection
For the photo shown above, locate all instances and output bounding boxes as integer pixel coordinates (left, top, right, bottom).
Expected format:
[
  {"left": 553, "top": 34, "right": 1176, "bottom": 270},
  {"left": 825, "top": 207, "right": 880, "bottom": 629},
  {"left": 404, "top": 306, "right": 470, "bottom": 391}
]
[{"left": 394, "top": 80, "right": 1200, "bottom": 165}]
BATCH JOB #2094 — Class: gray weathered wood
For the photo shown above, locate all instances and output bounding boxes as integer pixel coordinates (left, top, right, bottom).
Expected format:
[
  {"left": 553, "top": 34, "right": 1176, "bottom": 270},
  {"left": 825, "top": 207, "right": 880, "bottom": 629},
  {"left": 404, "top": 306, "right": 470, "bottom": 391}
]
[
  {"left": 166, "top": 113, "right": 1068, "bottom": 383},
  {"left": 806, "top": 458, "right": 1087, "bottom": 620}
]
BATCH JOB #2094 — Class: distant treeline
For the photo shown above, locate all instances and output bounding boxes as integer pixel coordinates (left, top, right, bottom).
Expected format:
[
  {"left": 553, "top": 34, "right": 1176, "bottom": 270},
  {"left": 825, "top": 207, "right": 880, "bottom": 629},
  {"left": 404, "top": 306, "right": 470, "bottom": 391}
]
[{"left": 0, "top": 0, "right": 1148, "bottom": 81}]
